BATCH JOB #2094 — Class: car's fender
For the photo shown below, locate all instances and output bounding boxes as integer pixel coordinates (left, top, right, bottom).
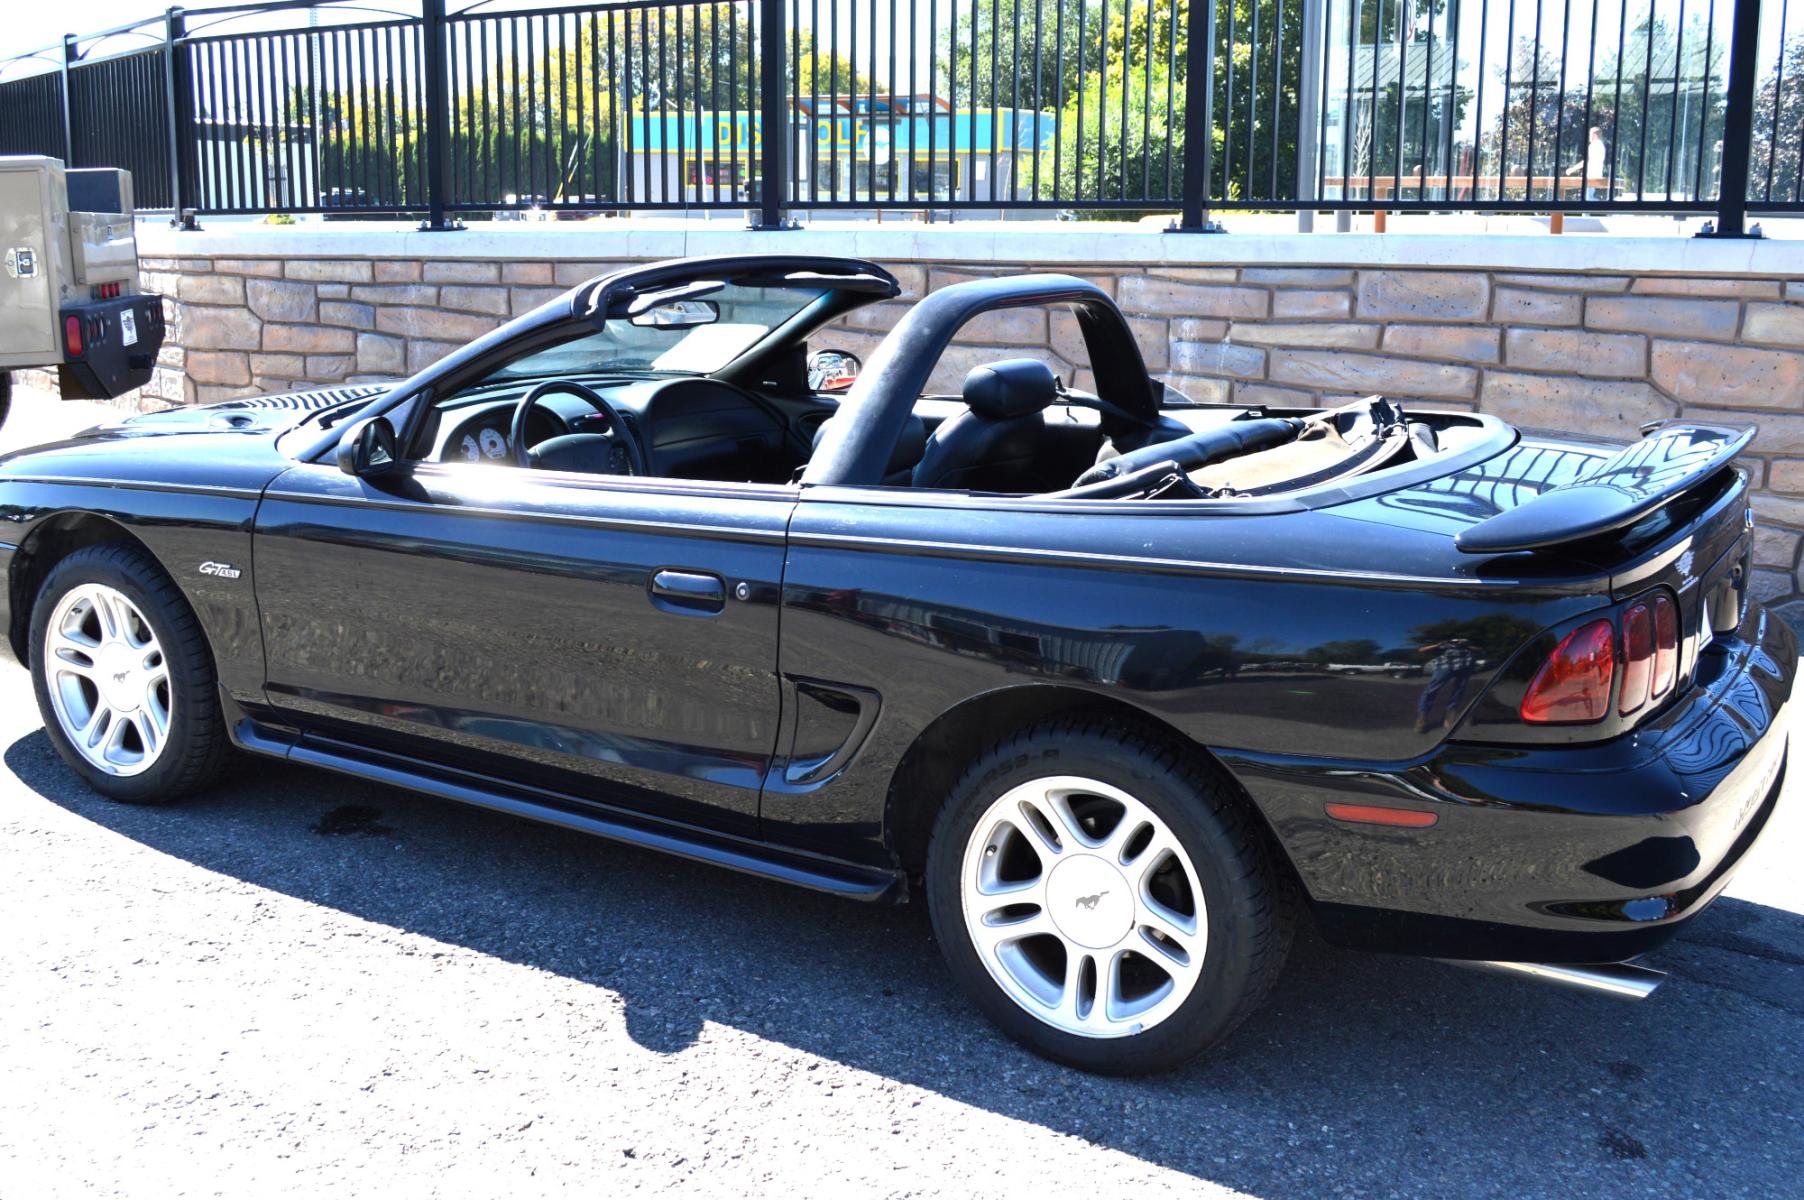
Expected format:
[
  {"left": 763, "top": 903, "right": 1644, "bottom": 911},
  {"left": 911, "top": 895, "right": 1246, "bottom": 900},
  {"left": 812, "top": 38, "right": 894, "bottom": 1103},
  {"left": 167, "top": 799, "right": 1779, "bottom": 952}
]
[{"left": 0, "top": 476, "right": 268, "bottom": 711}]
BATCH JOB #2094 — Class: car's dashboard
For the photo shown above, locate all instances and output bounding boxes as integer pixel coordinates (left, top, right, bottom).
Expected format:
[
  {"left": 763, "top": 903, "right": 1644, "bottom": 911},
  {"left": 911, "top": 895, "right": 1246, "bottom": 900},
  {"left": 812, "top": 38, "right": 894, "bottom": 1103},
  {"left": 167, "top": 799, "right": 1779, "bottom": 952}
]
[
  {"left": 422, "top": 387, "right": 618, "bottom": 466},
  {"left": 440, "top": 406, "right": 565, "bottom": 464},
  {"left": 419, "top": 374, "right": 815, "bottom": 483}
]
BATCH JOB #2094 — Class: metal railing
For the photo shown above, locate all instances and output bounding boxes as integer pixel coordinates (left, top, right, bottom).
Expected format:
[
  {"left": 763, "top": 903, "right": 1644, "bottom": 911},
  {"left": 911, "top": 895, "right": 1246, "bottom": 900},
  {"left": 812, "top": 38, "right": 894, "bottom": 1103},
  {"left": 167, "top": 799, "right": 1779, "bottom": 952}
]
[{"left": 0, "top": 0, "right": 1798, "bottom": 233}]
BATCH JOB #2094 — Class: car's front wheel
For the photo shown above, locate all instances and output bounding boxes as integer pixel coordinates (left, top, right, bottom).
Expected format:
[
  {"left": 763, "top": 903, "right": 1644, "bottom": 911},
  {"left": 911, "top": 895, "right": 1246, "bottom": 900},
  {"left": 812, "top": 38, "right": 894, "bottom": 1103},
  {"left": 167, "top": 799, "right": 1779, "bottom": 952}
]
[
  {"left": 925, "top": 718, "right": 1293, "bottom": 1074},
  {"left": 29, "top": 543, "right": 229, "bottom": 803}
]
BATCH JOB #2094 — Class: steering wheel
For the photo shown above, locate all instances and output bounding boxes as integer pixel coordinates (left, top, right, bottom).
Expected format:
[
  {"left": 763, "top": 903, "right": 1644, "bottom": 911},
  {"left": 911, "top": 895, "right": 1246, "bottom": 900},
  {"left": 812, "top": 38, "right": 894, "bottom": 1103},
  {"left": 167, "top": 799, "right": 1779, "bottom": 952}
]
[{"left": 510, "top": 379, "right": 649, "bottom": 475}]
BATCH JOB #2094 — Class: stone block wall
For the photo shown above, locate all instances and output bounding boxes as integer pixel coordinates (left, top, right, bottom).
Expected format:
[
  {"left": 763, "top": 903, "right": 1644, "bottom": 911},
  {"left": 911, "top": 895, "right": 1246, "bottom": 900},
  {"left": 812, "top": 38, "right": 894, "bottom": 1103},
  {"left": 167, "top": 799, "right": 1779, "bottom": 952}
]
[{"left": 78, "top": 238, "right": 1804, "bottom": 609}]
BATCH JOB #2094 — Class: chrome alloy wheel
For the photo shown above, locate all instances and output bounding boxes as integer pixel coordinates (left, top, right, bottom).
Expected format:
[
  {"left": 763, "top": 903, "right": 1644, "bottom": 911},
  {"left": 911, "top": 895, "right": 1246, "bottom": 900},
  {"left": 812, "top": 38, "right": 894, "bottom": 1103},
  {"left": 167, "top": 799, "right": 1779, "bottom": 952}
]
[
  {"left": 959, "top": 775, "right": 1207, "bottom": 1038},
  {"left": 42, "top": 584, "right": 173, "bottom": 777}
]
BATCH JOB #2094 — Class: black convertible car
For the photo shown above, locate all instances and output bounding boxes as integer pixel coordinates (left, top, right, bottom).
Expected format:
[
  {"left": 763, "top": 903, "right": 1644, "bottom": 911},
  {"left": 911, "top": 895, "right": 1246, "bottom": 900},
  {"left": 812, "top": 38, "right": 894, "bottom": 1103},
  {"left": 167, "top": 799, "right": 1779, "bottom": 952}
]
[{"left": 0, "top": 254, "right": 1791, "bottom": 1074}]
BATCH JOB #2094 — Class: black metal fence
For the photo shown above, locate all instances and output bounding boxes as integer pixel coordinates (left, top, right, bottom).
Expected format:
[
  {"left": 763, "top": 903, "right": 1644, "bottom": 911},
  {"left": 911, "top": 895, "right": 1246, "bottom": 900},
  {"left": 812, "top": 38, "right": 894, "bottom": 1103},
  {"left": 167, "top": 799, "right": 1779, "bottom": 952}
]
[{"left": 0, "top": 0, "right": 1798, "bottom": 233}]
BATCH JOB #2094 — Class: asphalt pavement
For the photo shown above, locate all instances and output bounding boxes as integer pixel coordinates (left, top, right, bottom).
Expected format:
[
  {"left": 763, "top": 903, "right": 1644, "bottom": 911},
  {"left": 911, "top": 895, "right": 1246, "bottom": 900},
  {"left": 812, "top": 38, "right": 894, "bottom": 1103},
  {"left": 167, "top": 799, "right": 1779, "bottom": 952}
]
[{"left": 2, "top": 387, "right": 1802, "bottom": 1198}]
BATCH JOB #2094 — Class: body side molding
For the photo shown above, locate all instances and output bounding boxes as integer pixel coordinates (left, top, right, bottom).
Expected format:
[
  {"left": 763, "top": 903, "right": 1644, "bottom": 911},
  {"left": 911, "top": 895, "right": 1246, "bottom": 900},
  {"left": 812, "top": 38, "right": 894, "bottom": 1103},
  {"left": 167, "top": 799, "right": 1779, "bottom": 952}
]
[{"left": 226, "top": 720, "right": 904, "bottom": 902}]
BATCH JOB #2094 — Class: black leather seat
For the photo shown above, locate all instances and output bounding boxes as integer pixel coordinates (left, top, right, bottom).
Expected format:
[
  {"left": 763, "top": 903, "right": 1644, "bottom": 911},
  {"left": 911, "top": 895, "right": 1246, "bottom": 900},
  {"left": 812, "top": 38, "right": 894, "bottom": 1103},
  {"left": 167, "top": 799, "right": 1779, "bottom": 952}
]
[
  {"left": 812, "top": 411, "right": 927, "bottom": 486},
  {"left": 911, "top": 359, "right": 1058, "bottom": 492}
]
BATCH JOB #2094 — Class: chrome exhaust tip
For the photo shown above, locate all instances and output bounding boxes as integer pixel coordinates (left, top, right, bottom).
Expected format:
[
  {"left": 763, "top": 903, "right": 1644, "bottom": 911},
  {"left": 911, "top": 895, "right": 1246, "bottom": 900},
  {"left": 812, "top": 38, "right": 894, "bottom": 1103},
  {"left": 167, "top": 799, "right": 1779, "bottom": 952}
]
[{"left": 1441, "top": 958, "right": 1666, "bottom": 1001}]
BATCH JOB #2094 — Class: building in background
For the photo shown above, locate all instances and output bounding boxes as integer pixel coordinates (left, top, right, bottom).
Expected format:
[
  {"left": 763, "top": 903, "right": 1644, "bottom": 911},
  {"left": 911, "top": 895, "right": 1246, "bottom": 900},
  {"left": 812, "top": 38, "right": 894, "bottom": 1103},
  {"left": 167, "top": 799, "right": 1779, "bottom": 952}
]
[{"left": 622, "top": 94, "right": 1055, "bottom": 216}]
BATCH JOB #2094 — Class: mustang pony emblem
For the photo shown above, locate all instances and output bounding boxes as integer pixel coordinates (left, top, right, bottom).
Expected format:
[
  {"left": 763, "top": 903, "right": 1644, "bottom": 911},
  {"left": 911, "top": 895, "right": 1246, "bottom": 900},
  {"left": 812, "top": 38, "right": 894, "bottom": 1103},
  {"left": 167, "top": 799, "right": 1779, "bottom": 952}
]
[{"left": 1074, "top": 891, "right": 1109, "bottom": 911}]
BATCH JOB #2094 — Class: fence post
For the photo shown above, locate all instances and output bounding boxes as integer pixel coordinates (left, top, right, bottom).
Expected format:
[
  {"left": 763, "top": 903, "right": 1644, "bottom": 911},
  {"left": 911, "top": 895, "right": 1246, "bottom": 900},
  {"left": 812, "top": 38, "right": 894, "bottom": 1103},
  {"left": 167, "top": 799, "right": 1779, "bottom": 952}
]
[
  {"left": 1294, "top": 0, "right": 1323, "bottom": 233},
  {"left": 164, "top": 8, "right": 191, "bottom": 224},
  {"left": 750, "top": 0, "right": 791, "bottom": 229},
  {"left": 1700, "top": 0, "right": 1764, "bottom": 238},
  {"left": 1171, "top": 0, "right": 1223, "bottom": 232},
  {"left": 59, "top": 33, "right": 77, "bottom": 165},
  {"left": 418, "top": 0, "right": 458, "bottom": 231}
]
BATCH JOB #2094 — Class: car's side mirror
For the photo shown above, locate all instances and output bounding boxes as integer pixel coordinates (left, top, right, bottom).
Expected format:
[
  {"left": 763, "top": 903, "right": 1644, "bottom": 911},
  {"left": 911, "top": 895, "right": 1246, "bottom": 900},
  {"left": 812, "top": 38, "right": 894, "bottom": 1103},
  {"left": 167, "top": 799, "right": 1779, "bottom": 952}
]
[
  {"left": 808, "top": 349, "right": 863, "bottom": 393},
  {"left": 336, "top": 415, "right": 400, "bottom": 478}
]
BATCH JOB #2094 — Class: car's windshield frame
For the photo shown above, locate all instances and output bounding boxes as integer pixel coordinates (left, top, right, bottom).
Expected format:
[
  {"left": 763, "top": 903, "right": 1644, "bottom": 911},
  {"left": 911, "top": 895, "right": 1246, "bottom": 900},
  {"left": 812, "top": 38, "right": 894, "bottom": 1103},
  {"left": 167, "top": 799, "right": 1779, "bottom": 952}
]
[{"left": 488, "top": 281, "right": 839, "bottom": 383}]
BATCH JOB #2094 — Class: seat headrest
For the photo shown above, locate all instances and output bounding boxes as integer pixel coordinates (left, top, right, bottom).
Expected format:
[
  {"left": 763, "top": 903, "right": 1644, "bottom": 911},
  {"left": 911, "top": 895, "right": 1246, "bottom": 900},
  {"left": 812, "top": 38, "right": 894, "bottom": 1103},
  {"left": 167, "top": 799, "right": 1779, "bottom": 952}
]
[{"left": 962, "top": 359, "right": 1057, "bottom": 420}]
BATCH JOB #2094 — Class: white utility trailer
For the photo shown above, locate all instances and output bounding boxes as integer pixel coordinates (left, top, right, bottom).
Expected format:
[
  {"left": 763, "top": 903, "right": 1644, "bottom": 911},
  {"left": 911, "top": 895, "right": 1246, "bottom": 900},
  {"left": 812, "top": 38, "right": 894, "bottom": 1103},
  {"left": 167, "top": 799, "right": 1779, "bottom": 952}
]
[{"left": 0, "top": 156, "right": 166, "bottom": 427}]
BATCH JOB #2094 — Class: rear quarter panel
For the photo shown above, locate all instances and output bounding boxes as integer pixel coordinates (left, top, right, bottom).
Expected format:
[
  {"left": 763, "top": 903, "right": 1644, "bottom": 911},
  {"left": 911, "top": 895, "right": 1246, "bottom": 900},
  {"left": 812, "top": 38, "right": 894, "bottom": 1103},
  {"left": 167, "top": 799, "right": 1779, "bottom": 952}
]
[{"left": 775, "top": 487, "right": 1611, "bottom": 868}]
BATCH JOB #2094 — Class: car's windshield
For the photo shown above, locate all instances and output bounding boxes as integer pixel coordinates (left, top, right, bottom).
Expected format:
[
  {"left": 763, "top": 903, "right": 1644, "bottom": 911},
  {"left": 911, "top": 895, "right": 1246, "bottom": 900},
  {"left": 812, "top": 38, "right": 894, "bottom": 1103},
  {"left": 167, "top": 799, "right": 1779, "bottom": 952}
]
[{"left": 493, "top": 282, "right": 827, "bottom": 379}]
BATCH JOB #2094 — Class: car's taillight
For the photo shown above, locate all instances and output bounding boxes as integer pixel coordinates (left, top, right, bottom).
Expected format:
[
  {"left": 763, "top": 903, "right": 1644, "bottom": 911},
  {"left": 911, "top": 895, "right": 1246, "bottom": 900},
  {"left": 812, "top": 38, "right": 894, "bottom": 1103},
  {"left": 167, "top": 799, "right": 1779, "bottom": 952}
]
[
  {"left": 1651, "top": 592, "right": 1678, "bottom": 696},
  {"left": 1521, "top": 590, "right": 1682, "bottom": 725},
  {"left": 1521, "top": 619, "right": 1616, "bottom": 724},
  {"left": 1618, "top": 603, "right": 1653, "bottom": 715},
  {"left": 64, "top": 314, "right": 83, "bottom": 357}
]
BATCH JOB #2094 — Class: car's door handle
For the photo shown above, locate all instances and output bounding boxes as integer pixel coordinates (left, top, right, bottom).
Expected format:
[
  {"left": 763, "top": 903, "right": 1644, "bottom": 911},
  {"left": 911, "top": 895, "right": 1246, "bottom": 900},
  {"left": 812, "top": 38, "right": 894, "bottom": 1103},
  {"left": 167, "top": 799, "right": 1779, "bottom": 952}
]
[{"left": 649, "top": 569, "right": 726, "bottom": 615}]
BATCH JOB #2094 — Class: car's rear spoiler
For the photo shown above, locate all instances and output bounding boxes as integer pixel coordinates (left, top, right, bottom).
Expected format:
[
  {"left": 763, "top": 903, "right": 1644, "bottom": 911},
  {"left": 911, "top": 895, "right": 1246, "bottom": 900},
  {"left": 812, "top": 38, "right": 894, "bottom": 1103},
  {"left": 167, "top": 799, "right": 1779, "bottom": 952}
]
[{"left": 1455, "top": 422, "right": 1755, "bottom": 554}]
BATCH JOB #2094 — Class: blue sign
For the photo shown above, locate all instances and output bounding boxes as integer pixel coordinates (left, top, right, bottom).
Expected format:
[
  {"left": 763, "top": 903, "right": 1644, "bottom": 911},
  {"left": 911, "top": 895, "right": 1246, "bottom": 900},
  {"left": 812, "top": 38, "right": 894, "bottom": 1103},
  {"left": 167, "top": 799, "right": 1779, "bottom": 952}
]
[{"left": 623, "top": 109, "right": 1056, "bottom": 156}]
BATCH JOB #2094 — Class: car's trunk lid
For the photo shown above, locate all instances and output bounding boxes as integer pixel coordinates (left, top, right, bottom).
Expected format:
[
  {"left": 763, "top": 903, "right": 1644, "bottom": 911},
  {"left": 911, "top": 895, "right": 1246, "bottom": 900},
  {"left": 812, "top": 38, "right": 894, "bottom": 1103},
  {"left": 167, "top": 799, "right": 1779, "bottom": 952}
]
[
  {"left": 1452, "top": 423, "right": 1754, "bottom": 556},
  {"left": 1336, "top": 420, "right": 1756, "bottom": 712}
]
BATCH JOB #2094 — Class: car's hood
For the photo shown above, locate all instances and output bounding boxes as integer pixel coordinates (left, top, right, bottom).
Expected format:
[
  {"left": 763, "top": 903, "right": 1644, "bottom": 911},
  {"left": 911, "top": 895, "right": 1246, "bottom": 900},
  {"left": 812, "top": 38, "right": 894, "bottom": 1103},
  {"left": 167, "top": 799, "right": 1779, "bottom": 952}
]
[
  {"left": 91, "top": 384, "right": 391, "bottom": 439},
  {"left": 0, "top": 384, "right": 391, "bottom": 492}
]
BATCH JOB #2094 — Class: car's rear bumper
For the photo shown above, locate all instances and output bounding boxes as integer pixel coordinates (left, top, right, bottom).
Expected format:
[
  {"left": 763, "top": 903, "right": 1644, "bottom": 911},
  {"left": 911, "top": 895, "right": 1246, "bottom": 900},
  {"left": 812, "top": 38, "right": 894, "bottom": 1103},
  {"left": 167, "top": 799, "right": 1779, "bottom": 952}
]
[{"left": 1232, "top": 599, "right": 1795, "bottom": 964}]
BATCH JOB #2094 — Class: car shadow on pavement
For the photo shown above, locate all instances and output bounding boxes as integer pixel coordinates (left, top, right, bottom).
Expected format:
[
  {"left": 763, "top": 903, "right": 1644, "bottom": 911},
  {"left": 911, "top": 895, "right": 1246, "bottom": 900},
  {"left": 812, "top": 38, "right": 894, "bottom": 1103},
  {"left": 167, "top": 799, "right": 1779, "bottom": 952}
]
[{"left": 11, "top": 728, "right": 1804, "bottom": 1196}]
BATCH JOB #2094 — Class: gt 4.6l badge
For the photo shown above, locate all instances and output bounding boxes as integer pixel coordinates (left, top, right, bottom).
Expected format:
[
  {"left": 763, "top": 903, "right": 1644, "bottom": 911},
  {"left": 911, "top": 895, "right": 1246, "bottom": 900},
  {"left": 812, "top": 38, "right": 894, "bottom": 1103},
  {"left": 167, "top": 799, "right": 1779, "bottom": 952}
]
[{"left": 198, "top": 561, "right": 242, "bottom": 579}]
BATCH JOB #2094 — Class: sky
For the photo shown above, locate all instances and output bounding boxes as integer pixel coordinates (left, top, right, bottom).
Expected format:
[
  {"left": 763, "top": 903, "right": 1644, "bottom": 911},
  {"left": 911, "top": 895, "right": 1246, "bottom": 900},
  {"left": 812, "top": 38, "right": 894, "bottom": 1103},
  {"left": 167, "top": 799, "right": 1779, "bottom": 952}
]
[
  {"left": 9, "top": 0, "right": 1798, "bottom": 110},
  {"left": 3, "top": 3, "right": 150, "bottom": 59},
  {"left": 1, "top": 0, "right": 937, "bottom": 125},
  {"left": 0, "top": 0, "right": 923, "bottom": 68}
]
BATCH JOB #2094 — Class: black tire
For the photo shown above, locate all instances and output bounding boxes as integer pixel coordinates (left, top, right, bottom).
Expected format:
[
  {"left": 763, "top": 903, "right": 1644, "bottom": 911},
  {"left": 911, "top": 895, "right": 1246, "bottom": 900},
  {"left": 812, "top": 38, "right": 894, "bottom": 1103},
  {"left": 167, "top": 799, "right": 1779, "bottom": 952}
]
[
  {"left": 925, "top": 717, "right": 1294, "bottom": 1075},
  {"left": 29, "top": 542, "right": 229, "bottom": 803}
]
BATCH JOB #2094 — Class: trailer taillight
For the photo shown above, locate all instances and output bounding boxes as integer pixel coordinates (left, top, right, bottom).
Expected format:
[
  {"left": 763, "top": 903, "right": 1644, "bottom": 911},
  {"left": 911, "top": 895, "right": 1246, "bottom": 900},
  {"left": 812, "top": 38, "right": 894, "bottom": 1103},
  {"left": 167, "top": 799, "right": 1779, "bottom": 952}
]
[{"left": 64, "top": 314, "right": 83, "bottom": 357}]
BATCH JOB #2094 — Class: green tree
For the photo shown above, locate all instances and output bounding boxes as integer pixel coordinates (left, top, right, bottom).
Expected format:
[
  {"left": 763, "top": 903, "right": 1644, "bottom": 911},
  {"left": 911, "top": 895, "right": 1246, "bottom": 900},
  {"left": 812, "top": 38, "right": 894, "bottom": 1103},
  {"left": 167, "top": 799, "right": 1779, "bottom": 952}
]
[
  {"left": 1326, "top": 0, "right": 1474, "bottom": 201},
  {"left": 1481, "top": 11, "right": 1727, "bottom": 202},
  {"left": 1751, "top": 33, "right": 1804, "bottom": 202},
  {"left": 303, "top": 6, "right": 883, "bottom": 208},
  {"left": 939, "top": 0, "right": 1101, "bottom": 111},
  {"left": 285, "top": 83, "right": 422, "bottom": 208},
  {"left": 941, "top": 0, "right": 1305, "bottom": 213}
]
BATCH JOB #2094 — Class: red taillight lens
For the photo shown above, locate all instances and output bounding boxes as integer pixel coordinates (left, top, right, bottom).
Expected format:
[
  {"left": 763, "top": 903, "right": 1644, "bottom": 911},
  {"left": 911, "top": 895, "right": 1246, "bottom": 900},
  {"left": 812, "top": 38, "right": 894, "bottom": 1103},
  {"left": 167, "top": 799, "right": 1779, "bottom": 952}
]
[
  {"left": 1618, "top": 603, "right": 1652, "bottom": 715},
  {"left": 1651, "top": 592, "right": 1678, "bottom": 697},
  {"left": 63, "top": 314, "right": 82, "bottom": 357},
  {"left": 1521, "top": 619, "right": 1616, "bottom": 724}
]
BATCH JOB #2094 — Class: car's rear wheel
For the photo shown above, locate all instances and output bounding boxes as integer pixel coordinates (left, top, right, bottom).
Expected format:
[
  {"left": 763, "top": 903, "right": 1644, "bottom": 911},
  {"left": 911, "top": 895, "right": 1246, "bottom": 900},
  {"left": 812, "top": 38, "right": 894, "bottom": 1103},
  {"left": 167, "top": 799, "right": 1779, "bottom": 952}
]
[
  {"left": 925, "top": 718, "right": 1293, "bottom": 1074},
  {"left": 29, "top": 543, "right": 229, "bottom": 803}
]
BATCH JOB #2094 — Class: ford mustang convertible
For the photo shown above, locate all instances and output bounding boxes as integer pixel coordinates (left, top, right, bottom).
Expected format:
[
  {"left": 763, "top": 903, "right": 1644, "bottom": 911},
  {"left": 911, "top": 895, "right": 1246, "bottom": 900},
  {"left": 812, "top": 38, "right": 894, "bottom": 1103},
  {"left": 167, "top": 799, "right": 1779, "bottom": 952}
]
[{"left": 0, "top": 254, "right": 1791, "bottom": 1074}]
